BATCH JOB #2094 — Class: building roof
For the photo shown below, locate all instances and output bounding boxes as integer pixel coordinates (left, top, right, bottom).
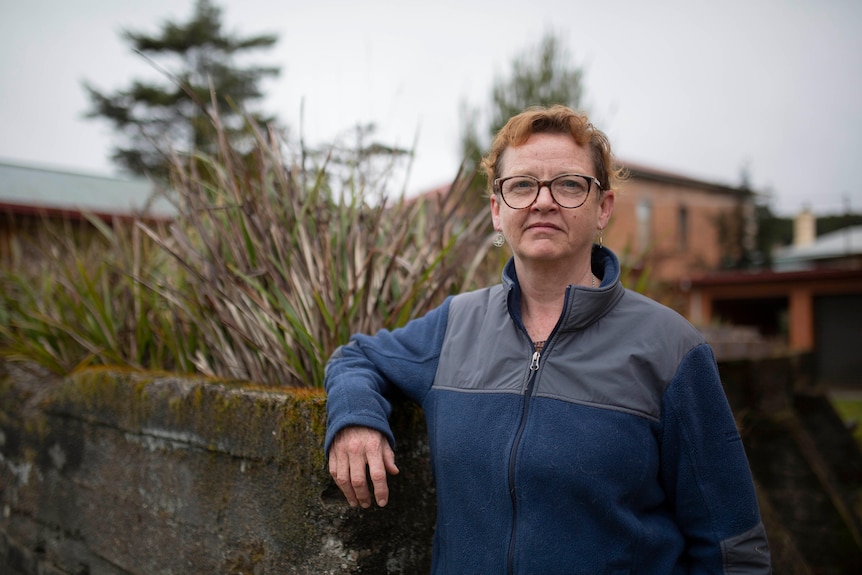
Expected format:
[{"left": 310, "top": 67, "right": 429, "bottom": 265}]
[
  {"left": 621, "top": 159, "right": 754, "bottom": 198},
  {"left": 0, "top": 158, "right": 175, "bottom": 220},
  {"left": 773, "top": 225, "right": 862, "bottom": 270}
]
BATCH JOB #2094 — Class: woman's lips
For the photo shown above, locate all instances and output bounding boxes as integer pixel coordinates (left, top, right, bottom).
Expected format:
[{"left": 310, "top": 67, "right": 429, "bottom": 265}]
[{"left": 526, "top": 222, "right": 561, "bottom": 232}]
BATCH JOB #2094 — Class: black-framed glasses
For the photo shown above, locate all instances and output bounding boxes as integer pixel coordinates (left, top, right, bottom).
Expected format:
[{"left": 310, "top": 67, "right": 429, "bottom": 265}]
[{"left": 493, "top": 173, "right": 601, "bottom": 209}]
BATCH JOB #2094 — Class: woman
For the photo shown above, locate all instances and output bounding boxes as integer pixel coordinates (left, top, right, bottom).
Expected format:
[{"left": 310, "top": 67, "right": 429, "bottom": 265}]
[{"left": 325, "top": 105, "right": 770, "bottom": 573}]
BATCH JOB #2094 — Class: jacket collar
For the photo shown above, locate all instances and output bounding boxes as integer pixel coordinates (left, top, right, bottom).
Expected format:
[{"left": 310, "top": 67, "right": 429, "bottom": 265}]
[{"left": 501, "top": 245, "right": 626, "bottom": 333}]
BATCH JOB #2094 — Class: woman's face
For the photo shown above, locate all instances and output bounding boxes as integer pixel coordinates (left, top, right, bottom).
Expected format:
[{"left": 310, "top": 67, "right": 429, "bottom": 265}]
[{"left": 490, "top": 132, "right": 615, "bottom": 267}]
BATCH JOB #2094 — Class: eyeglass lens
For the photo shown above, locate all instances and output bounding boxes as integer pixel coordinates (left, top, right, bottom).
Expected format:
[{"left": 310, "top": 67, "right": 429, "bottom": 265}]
[{"left": 500, "top": 175, "right": 592, "bottom": 209}]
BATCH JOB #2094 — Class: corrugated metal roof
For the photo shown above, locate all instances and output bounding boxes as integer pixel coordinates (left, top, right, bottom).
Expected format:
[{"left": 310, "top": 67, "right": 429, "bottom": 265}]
[
  {"left": 0, "top": 158, "right": 176, "bottom": 219},
  {"left": 773, "top": 225, "right": 862, "bottom": 269}
]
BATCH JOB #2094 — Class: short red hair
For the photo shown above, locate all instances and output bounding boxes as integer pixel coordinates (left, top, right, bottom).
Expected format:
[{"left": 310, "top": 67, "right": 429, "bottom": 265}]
[{"left": 481, "top": 105, "right": 626, "bottom": 197}]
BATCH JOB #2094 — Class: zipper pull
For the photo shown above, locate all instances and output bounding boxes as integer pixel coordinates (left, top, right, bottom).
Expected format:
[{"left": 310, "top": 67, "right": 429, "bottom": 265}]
[{"left": 530, "top": 351, "right": 540, "bottom": 371}]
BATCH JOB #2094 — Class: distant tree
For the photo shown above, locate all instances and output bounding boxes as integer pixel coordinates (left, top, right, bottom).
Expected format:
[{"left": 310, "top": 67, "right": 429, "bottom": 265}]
[
  {"left": 459, "top": 32, "right": 586, "bottom": 210},
  {"left": 749, "top": 208, "right": 862, "bottom": 270},
  {"left": 714, "top": 165, "right": 761, "bottom": 269},
  {"left": 817, "top": 213, "right": 862, "bottom": 235},
  {"left": 460, "top": 33, "right": 585, "bottom": 172},
  {"left": 83, "top": 0, "right": 280, "bottom": 179},
  {"left": 716, "top": 199, "right": 757, "bottom": 269},
  {"left": 751, "top": 202, "right": 783, "bottom": 267},
  {"left": 486, "top": 33, "right": 585, "bottom": 140}
]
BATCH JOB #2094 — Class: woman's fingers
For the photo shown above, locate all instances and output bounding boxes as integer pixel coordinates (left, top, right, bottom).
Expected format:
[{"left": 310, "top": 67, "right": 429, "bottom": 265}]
[{"left": 329, "top": 426, "right": 397, "bottom": 508}]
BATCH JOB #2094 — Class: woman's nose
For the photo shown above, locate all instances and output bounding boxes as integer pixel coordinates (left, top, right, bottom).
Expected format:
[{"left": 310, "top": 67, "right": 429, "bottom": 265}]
[{"left": 532, "top": 183, "right": 557, "bottom": 209}]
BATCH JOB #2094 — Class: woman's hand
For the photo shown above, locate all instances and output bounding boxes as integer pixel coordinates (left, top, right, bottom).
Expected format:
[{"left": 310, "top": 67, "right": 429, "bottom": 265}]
[{"left": 328, "top": 426, "right": 399, "bottom": 508}]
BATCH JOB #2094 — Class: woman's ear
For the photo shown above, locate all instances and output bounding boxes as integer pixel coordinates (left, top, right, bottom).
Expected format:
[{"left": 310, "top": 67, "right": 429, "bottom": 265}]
[
  {"left": 490, "top": 194, "right": 502, "bottom": 230},
  {"left": 598, "top": 190, "right": 615, "bottom": 229}
]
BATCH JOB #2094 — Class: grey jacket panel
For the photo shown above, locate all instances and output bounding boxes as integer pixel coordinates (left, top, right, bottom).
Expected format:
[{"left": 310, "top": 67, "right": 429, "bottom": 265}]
[
  {"left": 434, "top": 284, "right": 528, "bottom": 395},
  {"left": 721, "top": 522, "right": 772, "bottom": 574},
  {"left": 436, "top": 276, "right": 706, "bottom": 422}
]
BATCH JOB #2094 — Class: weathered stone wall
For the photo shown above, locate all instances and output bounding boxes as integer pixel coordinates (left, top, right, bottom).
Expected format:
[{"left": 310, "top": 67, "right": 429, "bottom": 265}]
[
  {"left": 0, "top": 362, "right": 435, "bottom": 574},
  {"left": 721, "top": 355, "right": 862, "bottom": 574},
  {"left": 2, "top": 354, "right": 861, "bottom": 574}
]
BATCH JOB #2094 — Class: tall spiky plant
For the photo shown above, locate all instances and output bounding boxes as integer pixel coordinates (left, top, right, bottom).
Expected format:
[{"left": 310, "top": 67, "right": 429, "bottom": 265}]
[
  {"left": 0, "top": 214, "right": 193, "bottom": 374},
  {"left": 1, "top": 102, "right": 499, "bottom": 386},
  {"left": 135, "top": 107, "right": 495, "bottom": 387}
]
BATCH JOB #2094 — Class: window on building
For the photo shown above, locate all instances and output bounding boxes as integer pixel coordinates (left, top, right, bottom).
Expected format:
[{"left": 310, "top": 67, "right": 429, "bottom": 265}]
[
  {"left": 678, "top": 205, "right": 689, "bottom": 251},
  {"left": 636, "top": 200, "right": 652, "bottom": 250}
]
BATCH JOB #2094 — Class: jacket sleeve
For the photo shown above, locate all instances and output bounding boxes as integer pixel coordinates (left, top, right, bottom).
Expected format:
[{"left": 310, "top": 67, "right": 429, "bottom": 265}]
[
  {"left": 323, "top": 297, "right": 451, "bottom": 457},
  {"left": 660, "top": 343, "right": 772, "bottom": 574}
]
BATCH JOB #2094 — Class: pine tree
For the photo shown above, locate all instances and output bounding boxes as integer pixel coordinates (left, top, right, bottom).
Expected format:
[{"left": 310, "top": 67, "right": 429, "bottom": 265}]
[
  {"left": 486, "top": 33, "right": 585, "bottom": 140},
  {"left": 459, "top": 32, "right": 586, "bottom": 209},
  {"left": 83, "top": 0, "right": 280, "bottom": 179}
]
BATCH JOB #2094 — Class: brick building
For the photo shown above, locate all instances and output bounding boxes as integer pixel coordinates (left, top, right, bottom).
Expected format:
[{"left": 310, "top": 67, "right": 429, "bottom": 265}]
[{"left": 604, "top": 161, "right": 754, "bottom": 285}]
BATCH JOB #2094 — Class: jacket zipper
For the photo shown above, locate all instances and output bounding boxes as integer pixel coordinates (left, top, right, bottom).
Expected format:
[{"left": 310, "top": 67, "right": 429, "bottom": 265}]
[
  {"left": 504, "top": 284, "right": 573, "bottom": 574},
  {"left": 506, "top": 348, "right": 541, "bottom": 575}
]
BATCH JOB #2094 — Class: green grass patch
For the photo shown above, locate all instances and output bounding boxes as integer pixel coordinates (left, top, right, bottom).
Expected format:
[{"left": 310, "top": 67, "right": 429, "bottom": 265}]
[{"left": 830, "top": 395, "right": 862, "bottom": 449}]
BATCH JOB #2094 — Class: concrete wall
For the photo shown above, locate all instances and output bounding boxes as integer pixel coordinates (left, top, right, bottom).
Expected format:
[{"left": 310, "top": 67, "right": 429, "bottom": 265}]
[
  {"left": 0, "top": 363, "right": 435, "bottom": 574},
  {"left": 2, "top": 355, "right": 861, "bottom": 574},
  {"left": 721, "top": 355, "right": 862, "bottom": 573}
]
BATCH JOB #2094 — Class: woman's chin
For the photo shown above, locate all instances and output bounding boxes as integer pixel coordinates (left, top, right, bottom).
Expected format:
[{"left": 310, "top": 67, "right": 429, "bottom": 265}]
[{"left": 516, "top": 246, "right": 569, "bottom": 263}]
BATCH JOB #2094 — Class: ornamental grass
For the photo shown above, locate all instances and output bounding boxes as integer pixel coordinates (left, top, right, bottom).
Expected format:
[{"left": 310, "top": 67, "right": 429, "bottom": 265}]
[{"left": 0, "top": 112, "right": 496, "bottom": 387}]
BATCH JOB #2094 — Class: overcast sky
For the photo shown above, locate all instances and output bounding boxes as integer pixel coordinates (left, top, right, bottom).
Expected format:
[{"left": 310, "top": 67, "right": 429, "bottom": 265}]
[{"left": 1, "top": 0, "right": 860, "bottom": 216}]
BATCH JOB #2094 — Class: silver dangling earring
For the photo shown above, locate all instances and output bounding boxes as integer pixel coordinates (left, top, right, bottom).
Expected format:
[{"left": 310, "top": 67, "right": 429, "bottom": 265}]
[
  {"left": 493, "top": 231, "right": 506, "bottom": 248},
  {"left": 598, "top": 228, "right": 603, "bottom": 248}
]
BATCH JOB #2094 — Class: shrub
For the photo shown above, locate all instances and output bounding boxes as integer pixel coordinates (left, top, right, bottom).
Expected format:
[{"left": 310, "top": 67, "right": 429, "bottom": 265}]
[{"left": 1, "top": 114, "right": 495, "bottom": 387}]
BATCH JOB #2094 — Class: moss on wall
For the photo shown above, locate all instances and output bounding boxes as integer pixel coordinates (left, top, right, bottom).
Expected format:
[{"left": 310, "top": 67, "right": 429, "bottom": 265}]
[
  {"left": 4, "top": 353, "right": 861, "bottom": 574},
  {"left": 1, "top": 361, "right": 435, "bottom": 574}
]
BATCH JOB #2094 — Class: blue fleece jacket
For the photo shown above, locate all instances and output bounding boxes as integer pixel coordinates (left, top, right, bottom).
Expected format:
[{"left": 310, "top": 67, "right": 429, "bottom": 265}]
[{"left": 325, "top": 246, "right": 771, "bottom": 574}]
